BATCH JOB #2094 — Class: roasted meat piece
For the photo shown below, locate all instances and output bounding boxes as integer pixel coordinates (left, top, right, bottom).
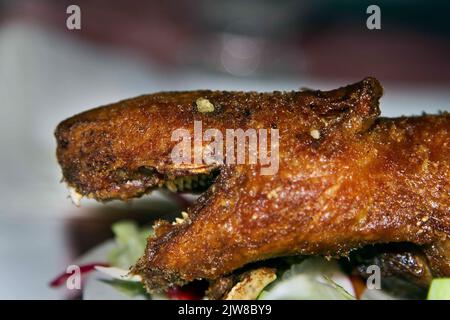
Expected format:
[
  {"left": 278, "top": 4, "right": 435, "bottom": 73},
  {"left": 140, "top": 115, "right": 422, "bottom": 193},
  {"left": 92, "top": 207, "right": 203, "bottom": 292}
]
[{"left": 55, "top": 78, "right": 449, "bottom": 293}]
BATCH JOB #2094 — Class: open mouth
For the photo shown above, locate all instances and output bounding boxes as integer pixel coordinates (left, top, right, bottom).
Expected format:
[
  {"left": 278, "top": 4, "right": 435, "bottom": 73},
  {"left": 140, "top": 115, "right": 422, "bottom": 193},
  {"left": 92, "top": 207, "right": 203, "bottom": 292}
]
[{"left": 160, "top": 170, "right": 220, "bottom": 193}]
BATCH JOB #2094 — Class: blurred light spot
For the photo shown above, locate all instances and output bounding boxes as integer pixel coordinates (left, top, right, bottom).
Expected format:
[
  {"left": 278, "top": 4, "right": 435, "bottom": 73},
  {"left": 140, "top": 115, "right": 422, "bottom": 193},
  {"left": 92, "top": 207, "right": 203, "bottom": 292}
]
[{"left": 220, "top": 33, "right": 263, "bottom": 76}]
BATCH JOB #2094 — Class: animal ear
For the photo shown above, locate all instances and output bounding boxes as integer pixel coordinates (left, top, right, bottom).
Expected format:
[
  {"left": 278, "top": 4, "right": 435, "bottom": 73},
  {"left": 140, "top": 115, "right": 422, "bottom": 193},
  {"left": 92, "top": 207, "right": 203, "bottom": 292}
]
[{"left": 302, "top": 77, "right": 383, "bottom": 135}]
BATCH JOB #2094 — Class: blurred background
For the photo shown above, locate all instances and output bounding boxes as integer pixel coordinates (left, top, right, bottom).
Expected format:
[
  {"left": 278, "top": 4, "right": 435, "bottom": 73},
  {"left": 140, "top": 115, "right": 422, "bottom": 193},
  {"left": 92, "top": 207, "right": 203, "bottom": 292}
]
[{"left": 0, "top": 0, "right": 448, "bottom": 299}]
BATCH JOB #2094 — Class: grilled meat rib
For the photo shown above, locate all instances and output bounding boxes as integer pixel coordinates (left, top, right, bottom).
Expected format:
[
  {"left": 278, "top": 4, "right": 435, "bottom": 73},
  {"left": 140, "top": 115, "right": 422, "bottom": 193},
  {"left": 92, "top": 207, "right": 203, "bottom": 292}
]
[{"left": 55, "top": 78, "right": 450, "bottom": 292}]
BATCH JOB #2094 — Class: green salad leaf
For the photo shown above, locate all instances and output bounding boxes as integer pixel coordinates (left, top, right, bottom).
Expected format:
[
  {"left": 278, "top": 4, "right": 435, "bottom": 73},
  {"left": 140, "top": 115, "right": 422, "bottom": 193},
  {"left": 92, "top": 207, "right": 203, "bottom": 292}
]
[
  {"left": 258, "top": 258, "right": 355, "bottom": 300},
  {"left": 427, "top": 278, "right": 450, "bottom": 300},
  {"left": 107, "top": 220, "right": 153, "bottom": 269},
  {"left": 100, "top": 279, "right": 150, "bottom": 298}
]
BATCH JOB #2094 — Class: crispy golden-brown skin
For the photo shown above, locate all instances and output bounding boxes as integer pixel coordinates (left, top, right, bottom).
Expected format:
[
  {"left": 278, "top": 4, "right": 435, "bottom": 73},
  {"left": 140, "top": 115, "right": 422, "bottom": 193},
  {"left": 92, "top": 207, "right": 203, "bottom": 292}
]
[{"left": 55, "top": 78, "right": 449, "bottom": 292}]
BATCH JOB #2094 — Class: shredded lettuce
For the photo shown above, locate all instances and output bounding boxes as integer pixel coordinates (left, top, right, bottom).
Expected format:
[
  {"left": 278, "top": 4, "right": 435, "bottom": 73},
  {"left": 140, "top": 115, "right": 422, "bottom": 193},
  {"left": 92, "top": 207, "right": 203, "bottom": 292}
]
[
  {"left": 100, "top": 279, "right": 150, "bottom": 298},
  {"left": 259, "top": 258, "right": 355, "bottom": 300},
  {"left": 105, "top": 222, "right": 358, "bottom": 300},
  {"left": 102, "top": 221, "right": 154, "bottom": 298},
  {"left": 107, "top": 220, "right": 153, "bottom": 270},
  {"left": 427, "top": 278, "right": 450, "bottom": 300}
]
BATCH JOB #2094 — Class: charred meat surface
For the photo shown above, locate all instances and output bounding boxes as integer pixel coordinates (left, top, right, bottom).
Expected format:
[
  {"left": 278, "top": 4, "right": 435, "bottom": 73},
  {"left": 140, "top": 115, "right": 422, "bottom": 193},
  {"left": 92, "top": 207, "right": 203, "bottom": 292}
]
[
  {"left": 350, "top": 243, "right": 433, "bottom": 287},
  {"left": 55, "top": 78, "right": 450, "bottom": 293}
]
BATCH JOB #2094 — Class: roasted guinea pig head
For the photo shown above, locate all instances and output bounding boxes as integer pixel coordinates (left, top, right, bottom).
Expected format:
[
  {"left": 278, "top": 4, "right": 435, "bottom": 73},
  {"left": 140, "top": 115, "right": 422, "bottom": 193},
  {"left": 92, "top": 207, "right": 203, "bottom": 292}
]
[{"left": 55, "top": 78, "right": 450, "bottom": 293}]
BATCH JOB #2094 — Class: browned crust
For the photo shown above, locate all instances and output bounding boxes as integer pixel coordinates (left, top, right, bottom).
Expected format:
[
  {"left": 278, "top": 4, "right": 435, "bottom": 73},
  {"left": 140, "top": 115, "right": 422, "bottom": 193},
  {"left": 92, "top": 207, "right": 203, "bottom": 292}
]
[
  {"left": 55, "top": 78, "right": 450, "bottom": 292},
  {"left": 55, "top": 77, "right": 382, "bottom": 200}
]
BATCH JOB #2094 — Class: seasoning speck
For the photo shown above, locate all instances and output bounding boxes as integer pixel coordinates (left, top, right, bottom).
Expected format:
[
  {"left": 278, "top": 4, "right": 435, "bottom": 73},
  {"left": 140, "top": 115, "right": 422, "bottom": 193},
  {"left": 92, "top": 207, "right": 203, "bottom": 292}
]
[
  {"left": 310, "top": 129, "right": 320, "bottom": 139},
  {"left": 196, "top": 97, "right": 215, "bottom": 113}
]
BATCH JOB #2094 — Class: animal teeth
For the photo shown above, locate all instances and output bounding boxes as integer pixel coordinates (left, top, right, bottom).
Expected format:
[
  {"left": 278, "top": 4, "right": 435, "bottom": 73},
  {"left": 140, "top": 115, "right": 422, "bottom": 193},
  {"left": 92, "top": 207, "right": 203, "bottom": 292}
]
[
  {"left": 164, "top": 173, "right": 216, "bottom": 192},
  {"left": 172, "top": 211, "right": 191, "bottom": 226},
  {"left": 68, "top": 186, "right": 82, "bottom": 206},
  {"left": 173, "top": 217, "right": 184, "bottom": 225},
  {"left": 184, "top": 178, "right": 192, "bottom": 190},
  {"left": 175, "top": 217, "right": 184, "bottom": 224},
  {"left": 175, "top": 177, "right": 184, "bottom": 191},
  {"left": 165, "top": 180, "right": 177, "bottom": 192}
]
